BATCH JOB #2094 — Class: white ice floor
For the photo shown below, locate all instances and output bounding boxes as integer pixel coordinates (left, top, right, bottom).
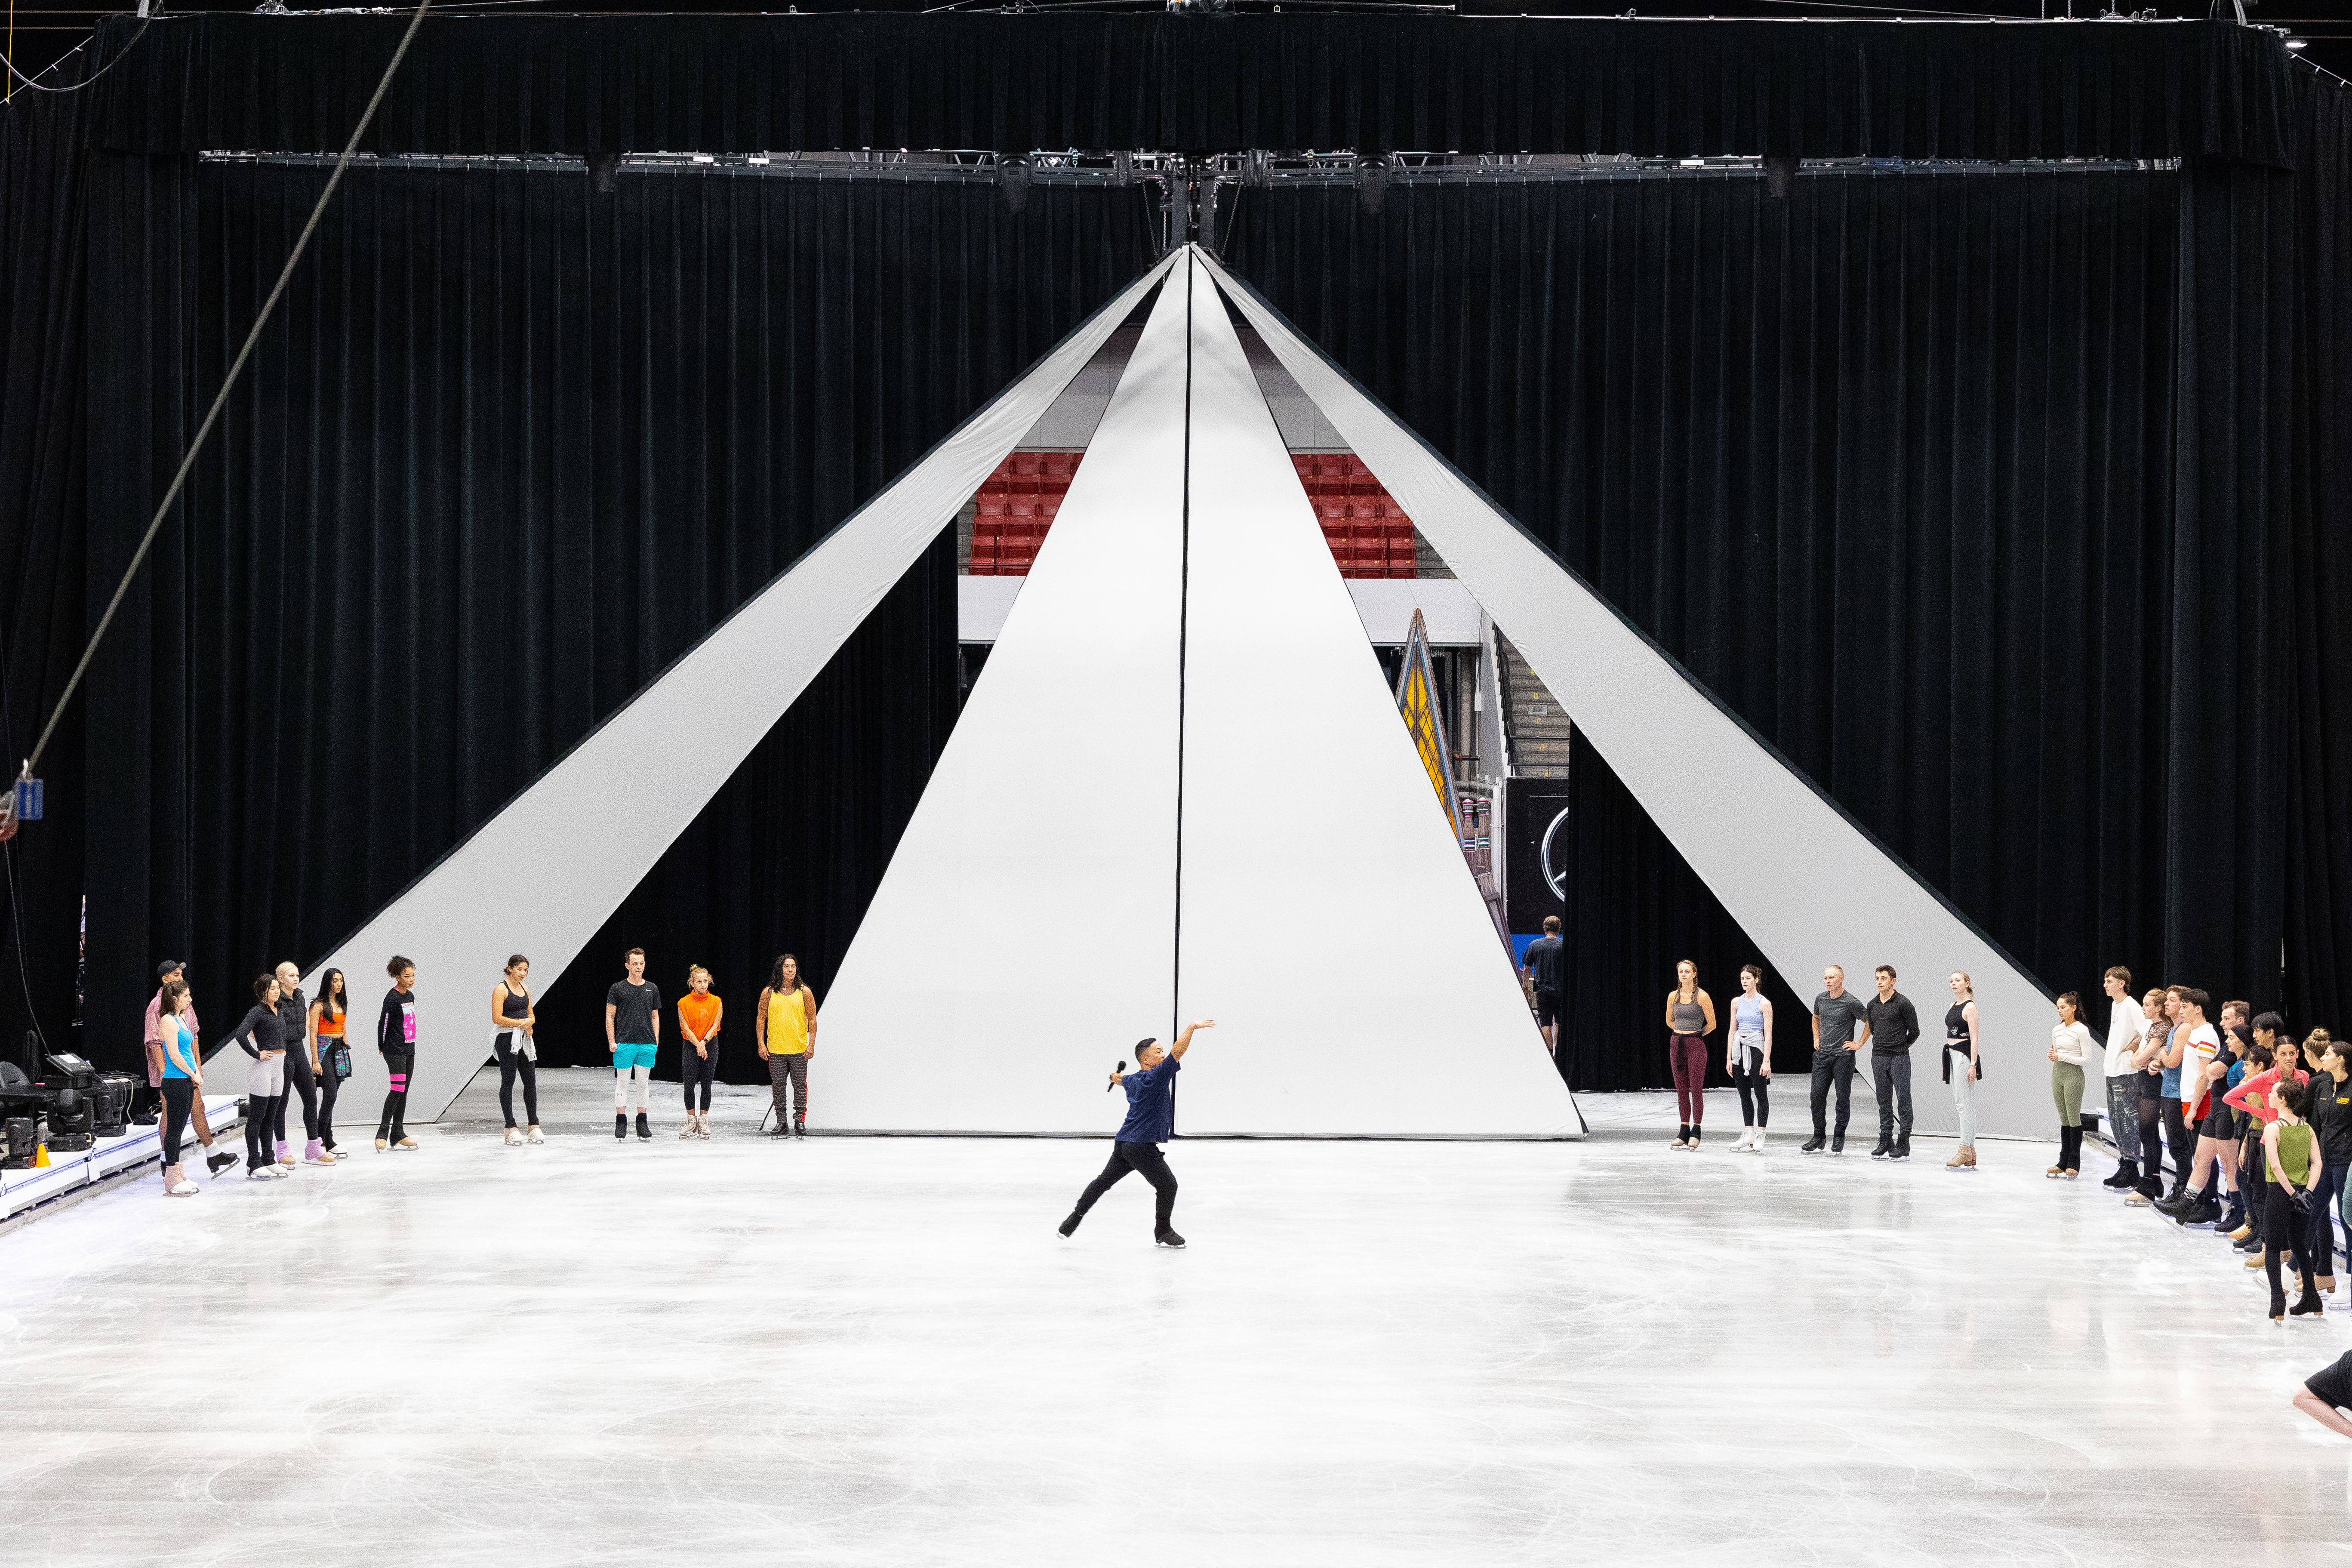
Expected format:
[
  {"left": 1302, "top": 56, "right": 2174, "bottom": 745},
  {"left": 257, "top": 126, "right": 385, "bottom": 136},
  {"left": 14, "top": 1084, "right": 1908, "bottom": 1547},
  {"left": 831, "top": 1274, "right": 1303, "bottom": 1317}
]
[{"left": 5, "top": 1072, "right": 2350, "bottom": 1567}]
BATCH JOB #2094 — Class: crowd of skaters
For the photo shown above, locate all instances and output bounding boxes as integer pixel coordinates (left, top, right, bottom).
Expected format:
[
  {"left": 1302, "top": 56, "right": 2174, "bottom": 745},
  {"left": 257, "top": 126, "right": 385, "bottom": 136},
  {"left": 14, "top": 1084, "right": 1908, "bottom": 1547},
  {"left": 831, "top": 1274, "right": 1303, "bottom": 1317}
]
[{"left": 136, "top": 946, "right": 827, "bottom": 1193}]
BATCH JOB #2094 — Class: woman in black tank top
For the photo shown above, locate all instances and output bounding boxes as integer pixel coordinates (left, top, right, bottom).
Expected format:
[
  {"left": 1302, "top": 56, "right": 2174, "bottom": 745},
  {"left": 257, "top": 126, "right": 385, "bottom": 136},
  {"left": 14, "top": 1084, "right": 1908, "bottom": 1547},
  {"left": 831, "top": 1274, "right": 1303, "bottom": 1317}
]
[
  {"left": 489, "top": 955, "right": 540, "bottom": 1144},
  {"left": 1942, "top": 972, "right": 1981, "bottom": 1171}
]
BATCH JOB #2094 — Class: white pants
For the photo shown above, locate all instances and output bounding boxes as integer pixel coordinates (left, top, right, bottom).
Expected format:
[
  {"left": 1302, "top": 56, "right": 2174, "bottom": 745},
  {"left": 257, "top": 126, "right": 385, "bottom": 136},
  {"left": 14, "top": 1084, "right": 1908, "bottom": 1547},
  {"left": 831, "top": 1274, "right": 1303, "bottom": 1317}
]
[
  {"left": 246, "top": 1052, "right": 286, "bottom": 1098},
  {"left": 614, "top": 1064, "right": 652, "bottom": 1112}
]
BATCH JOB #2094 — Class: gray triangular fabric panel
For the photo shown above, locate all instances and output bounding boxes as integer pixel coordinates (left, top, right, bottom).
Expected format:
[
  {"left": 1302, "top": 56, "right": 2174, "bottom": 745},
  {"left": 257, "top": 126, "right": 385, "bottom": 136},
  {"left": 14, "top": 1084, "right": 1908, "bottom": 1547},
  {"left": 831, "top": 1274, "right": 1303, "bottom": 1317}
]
[{"left": 296, "top": 253, "right": 1180, "bottom": 1124}]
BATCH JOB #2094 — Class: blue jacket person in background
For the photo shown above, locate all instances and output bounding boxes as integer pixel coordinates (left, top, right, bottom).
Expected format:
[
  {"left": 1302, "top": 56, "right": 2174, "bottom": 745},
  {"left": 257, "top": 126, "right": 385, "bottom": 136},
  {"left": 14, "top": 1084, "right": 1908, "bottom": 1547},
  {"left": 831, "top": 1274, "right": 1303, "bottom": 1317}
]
[{"left": 1061, "top": 1019, "right": 1216, "bottom": 1248}]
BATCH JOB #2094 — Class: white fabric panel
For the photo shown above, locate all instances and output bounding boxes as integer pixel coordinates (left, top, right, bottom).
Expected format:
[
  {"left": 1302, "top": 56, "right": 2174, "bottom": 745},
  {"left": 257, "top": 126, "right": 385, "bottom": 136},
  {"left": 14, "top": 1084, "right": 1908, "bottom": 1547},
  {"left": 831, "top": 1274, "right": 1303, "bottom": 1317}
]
[
  {"left": 1342, "top": 580, "right": 1485, "bottom": 646},
  {"left": 1175, "top": 262, "right": 1576, "bottom": 1137},
  {"left": 283, "top": 253, "right": 1178, "bottom": 1124},
  {"left": 1204, "top": 251, "right": 2054, "bottom": 1143},
  {"left": 816, "top": 257, "right": 1195, "bottom": 1133}
]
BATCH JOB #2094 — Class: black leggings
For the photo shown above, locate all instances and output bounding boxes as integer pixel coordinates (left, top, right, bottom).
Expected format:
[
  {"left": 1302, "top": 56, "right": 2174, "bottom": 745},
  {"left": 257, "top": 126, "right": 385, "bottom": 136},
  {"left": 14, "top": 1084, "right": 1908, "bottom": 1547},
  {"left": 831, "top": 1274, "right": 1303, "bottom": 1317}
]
[
  {"left": 496, "top": 1038, "right": 539, "bottom": 1127},
  {"left": 681, "top": 1043, "right": 718, "bottom": 1112},
  {"left": 317, "top": 1065, "right": 342, "bottom": 1147},
  {"left": 245, "top": 1097, "right": 280, "bottom": 1169},
  {"left": 2136, "top": 1091, "right": 2166, "bottom": 1182},
  {"left": 1072, "top": 1140, "right": 1179, "bottom": 1234},
  {"left": 272, "top": 1049, "right": 321, "bottom": 1144},
  {"left": 160, "top": 1078, "right": 194, "bottom": 1164},
  {"left": 1733, "top": 1063, "right": 1770, "bottom": 1127},
  {"left": 378, "top": 1051, "right": 413, "bottom": 1140}
]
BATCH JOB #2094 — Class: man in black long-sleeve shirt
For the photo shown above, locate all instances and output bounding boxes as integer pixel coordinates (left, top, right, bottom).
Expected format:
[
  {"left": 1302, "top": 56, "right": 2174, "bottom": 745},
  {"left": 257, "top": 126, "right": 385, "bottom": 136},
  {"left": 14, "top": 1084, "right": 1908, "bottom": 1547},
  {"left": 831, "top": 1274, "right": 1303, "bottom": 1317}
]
[{"left": 1867, "top": 964, "right": 1921, "bottom": 1161}]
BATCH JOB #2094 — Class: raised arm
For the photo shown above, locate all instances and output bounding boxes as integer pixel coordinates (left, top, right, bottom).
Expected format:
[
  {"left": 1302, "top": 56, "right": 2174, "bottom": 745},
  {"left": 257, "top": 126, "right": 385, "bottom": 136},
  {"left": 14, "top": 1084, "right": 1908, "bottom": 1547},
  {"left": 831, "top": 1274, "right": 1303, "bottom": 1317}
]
[{"left": 1170, "top": 1018, "right": 1216, "bottom": 1060}]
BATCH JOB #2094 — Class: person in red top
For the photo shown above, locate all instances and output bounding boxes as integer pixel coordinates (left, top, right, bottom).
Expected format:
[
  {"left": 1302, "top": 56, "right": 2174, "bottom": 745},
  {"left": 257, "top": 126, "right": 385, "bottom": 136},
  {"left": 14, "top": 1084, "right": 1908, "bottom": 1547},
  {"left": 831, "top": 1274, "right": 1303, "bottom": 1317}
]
[{"left": 2224, "top": 1044, "right": 2308, "bottom": 1127}]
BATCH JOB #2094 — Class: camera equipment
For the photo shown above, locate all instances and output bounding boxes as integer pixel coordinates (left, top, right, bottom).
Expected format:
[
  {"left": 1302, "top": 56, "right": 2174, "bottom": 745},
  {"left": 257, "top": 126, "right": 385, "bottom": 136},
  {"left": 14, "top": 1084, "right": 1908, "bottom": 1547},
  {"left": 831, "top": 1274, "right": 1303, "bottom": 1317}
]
[
  {"left": 0, "top": 1116, "right": 34, "bottom": 1168},
  {"left": 45, "top": 1087, "right": 92, "bottom": 1152},
  {"left": 89, "top": 1074, "right": 133, "bottom": 1138}
]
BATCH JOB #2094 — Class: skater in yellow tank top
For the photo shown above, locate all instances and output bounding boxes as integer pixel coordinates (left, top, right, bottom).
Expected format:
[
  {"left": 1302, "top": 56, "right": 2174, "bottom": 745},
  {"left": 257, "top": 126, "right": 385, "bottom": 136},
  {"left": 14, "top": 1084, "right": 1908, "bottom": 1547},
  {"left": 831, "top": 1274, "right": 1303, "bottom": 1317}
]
[{"left": 757, "top": 952, "right": 816, "bottom": 1139}]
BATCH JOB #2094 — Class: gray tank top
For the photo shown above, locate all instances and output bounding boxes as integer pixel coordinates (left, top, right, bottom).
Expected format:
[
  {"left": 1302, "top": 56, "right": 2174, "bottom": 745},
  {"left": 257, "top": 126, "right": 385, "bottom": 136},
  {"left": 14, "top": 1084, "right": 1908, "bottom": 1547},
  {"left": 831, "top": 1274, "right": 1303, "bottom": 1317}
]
[{"left": 1672, "top": 995, "right": 1706, "bottom": 1035}]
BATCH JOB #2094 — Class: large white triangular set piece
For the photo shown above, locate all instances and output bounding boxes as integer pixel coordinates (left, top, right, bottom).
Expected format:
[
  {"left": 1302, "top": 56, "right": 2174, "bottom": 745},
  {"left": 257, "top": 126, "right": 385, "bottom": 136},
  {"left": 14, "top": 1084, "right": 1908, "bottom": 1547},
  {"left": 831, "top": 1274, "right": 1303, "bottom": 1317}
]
[{"left": 820, "top": 252, "right": 1574, "bottom": 1136}]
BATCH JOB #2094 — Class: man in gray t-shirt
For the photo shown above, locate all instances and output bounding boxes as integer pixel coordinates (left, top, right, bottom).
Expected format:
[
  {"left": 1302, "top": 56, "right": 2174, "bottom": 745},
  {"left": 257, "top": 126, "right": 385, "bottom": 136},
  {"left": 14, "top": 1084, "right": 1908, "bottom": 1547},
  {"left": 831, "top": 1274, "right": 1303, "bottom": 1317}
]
[{"left": 1803, "top": 964, "right": 1872, "bottom": 1155}]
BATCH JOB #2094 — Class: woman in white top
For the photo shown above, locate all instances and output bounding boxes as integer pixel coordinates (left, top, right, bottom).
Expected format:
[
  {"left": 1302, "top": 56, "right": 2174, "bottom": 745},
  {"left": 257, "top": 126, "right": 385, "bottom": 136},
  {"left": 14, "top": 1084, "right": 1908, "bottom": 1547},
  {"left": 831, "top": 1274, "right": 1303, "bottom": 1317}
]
[
  {"left": 2047, "top": 990, "right": 2095, "bottom": 1180},
  {"left": 1725, "top": 965, "right": 1772, "bottom": 1152}
]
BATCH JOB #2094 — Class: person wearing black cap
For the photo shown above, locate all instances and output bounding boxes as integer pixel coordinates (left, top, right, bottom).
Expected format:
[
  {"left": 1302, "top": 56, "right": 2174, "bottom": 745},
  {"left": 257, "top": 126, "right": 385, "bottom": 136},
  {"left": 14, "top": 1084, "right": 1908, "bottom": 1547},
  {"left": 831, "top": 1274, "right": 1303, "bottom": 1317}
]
[
  {"left": 145, "top": 961, "right": 237, "bottom": 1177},
  {"left": 1059, "top": 1018, "right": 1215, "bottom": 1247}
]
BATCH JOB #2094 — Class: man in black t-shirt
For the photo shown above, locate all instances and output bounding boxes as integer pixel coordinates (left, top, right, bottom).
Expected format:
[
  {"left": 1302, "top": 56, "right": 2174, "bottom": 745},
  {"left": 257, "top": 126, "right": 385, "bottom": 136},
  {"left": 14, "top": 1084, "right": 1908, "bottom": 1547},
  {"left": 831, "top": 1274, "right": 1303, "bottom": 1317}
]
[
  {"left": 1802, "top": 964, "right": 1873, "bottom": 1156},
  {"left": 1865, "top": 964, "right": 1921, "bottom": 1161},
  {"left": 1519, "top": 916, "right": 1567, "bottom": 1058},
  {"left": 605, "top": 947, "right": 662, "bottom": 1141}
]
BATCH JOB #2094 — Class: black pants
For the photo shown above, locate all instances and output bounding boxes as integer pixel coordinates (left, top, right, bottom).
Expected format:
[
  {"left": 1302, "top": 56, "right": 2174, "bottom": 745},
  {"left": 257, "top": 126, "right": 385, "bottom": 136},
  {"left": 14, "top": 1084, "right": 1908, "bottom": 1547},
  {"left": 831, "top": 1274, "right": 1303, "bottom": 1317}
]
[
  {"left": 2267, "top": 1183, "right": 2319, "bottom": 1313},
  {"left": 1733, "top": 1062, "right": 1769, "bottom": 1127},
  {"left": 160, "top": 1078, "right": 194, "bottom": 1164},
  {"left": 272, "top": 1049, "right": 321, "bottom": 1144},
  {"left": 2162, "top": 1101, "right": 2195, "bottom": 1192},
  {"left": 1809, "top": 1050, "right": 1857, "bottom": 1137},
  {"left": 681, "top": 1043, "right": 718, "bottom": 1112},
  {"left": 1872, "top": 1053, "right": 1914, "bottom": 1143},
  {"left": 496, "top": 1038, "right": 539, "bottom": 1127},
  {"left": 378, "top": 1051, "right": 413, "bottom": 1141},
  {"left": 1073, "top": 1140, "right": 1179, "bottom": 1234},
  {"left": 317, "top": 1066, "right": 342, "bottom": 1147}
]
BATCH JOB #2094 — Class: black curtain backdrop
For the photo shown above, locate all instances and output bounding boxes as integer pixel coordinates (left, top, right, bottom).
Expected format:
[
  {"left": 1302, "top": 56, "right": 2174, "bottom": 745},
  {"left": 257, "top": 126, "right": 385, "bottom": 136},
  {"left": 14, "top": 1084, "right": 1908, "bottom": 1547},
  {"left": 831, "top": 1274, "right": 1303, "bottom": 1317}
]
[
  {"left": 0, "top": 87, "right": 97, "bottom": 1067},
  {"left": 84, "top": 14, "right": 2298, "bottom": 166},
  {"left": 2280, "top": 87, "right": 2352, "bottom": 1038},
  {"left": 1224, "top": 165, "right": 2311, "bottom": 1091},
  {"left": 71, "top": 161, "right": 1154, "bottom": 1076},
  {"left": 0, "top": 18, "right": 2346, "bottom": 1099}
]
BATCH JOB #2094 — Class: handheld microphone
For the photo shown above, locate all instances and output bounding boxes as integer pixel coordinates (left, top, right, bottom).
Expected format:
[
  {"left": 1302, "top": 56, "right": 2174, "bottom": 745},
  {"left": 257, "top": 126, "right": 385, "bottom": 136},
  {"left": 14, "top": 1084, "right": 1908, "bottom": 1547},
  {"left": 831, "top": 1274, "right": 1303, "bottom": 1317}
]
[{"left": 1106, "top": 1058, "right": 1126, "bottom": 1091}]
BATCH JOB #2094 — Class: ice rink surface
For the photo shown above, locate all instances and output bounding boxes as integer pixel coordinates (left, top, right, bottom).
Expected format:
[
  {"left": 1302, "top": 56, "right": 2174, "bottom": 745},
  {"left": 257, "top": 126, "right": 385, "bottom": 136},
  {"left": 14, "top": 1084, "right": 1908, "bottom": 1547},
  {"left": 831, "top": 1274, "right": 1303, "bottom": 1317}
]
[{"left": 5, "top": 1070, "right": 2350, "bottom": 1567}]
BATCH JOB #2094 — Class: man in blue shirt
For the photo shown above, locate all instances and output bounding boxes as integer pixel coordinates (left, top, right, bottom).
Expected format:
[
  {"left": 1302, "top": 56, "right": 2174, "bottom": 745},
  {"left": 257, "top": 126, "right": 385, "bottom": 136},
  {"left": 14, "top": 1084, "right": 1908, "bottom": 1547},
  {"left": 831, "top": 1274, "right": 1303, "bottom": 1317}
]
[{"left": 1060, "top": 1017, "right": 1215, "bottom": 1248}]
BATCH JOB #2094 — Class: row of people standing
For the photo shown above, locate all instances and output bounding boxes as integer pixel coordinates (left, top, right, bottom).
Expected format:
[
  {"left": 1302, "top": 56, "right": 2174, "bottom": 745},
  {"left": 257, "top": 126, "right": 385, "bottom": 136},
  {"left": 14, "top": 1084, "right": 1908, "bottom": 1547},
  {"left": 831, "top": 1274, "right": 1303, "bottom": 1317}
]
[
  {"left": 149, "top": 947, "right": 823, "bottom": 1194},
  {"left": 580, "top": 949, "right": 816, "bottom": 1140},
  {"left": 1659, "top": 961, "right": 1960, "bottom": 1161},
  {"left": 146, "top": 957, "right": 368, "bottom": 1194},
  {"left": 2098, "top": 980, "right": 2349, "bottom": 1319}
]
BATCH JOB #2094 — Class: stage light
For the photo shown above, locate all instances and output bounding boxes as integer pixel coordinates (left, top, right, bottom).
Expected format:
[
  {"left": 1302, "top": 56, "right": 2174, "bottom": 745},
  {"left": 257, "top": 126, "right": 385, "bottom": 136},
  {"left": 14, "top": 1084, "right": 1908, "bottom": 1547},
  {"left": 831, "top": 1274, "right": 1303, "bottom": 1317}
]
[
  {"left": 1765, "top": 154, "right": 1796, "bottom": 200},
  {"left": 588, "top": 151, "right": 620, "bottom": 194},
  {"left": 2287, "top": 37, "right": 2307, "bottom": 49},
  {"left": 999, "top": 157, "right": 1031, "bottom": 215}
]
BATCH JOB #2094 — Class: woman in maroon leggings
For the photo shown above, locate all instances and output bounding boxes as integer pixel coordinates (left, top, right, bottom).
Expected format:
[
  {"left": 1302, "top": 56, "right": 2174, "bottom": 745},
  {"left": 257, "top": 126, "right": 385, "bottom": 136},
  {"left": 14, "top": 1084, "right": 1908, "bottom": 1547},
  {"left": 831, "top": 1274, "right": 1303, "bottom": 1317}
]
[{"left": 1665, "top": 960, "right": 1717, "bottom": 1150}]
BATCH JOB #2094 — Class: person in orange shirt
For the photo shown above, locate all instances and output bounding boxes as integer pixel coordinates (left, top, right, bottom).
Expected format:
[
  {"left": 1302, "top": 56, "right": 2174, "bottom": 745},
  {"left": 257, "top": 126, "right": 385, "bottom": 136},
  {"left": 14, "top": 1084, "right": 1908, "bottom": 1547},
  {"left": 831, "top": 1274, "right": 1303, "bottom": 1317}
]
[{"left": 677, "top": 966, "right": 723, "bottom": 1140}]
